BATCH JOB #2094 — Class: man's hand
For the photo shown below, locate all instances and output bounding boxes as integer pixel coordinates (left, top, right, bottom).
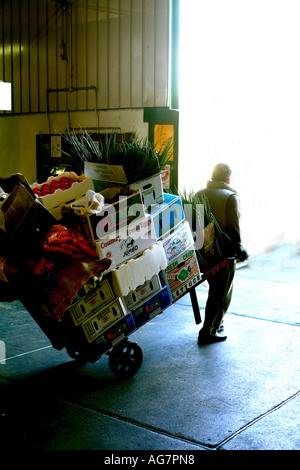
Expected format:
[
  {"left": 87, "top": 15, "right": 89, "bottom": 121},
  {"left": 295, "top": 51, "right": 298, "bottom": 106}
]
[{"left": 237, "top": 247, "right": 249, "bottom": 262}]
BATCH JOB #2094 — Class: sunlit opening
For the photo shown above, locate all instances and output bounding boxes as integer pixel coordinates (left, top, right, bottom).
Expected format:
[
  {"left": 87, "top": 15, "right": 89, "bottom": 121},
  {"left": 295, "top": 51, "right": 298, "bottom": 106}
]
[
  {"left": 179, "top": 0, "right": 300, "bottom": 254},
  {"left": 0, "top": 81, "right": 11, "bottom": 111}
]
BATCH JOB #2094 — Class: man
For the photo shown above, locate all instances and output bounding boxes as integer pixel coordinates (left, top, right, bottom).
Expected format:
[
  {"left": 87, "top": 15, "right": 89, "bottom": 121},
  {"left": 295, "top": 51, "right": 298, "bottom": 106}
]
[{"left": 196, "top": 163, "right": 248, "bottom": 345}]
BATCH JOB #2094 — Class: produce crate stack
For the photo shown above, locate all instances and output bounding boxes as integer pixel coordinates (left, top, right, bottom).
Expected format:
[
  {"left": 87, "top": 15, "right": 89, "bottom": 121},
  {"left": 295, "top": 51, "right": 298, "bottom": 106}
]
[{"left": 0, "top": 132, "right": 202, "bottom": 368}]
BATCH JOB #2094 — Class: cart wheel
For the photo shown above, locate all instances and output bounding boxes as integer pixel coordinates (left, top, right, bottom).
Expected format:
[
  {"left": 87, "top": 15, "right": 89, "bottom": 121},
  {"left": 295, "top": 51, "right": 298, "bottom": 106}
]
[
  {"left": 108, "top": 340, "right": 143, "bottom": 378},
  {"left": 66, "top": 344, "right": 85, "bottom": 361}
]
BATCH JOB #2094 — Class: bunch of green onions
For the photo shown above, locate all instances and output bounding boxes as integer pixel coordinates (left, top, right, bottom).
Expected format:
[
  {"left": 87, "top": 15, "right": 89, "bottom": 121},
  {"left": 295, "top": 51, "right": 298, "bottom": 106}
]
[{"left": 58, "top": 128, "right": 172, "bottom": 184}]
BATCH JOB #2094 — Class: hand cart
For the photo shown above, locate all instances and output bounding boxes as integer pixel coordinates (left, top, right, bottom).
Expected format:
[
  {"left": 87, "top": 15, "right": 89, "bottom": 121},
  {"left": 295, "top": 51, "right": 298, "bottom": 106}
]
[
  {"left": 66, "top": 256, "right": 235, "bottom": 377},
  {"left": 0, "top": 257, "right": 235, "bottom": 379},
  {"left": 0, "top": 174, "right": 235, "bottom": 380}
]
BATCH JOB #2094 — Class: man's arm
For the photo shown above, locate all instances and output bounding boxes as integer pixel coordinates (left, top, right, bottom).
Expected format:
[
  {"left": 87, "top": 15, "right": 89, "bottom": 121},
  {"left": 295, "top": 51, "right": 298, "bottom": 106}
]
[{"left": 226, "top": 195, "right": 248, "bottom": 261}]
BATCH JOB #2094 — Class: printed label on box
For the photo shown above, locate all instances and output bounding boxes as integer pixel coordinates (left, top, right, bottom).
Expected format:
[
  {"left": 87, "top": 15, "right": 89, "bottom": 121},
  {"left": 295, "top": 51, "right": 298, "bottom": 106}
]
[
  {"left": 86, "top": 191, "right": 145, "bottom": 241},
  {"left": 68, "top": 279, "right": 115, "bottom": 326},
  {"left": 81, "top": 298, "right": 126, "bottom": 343},
  {"left": 95, "top": 216, "right": 157, "bottom": 268},
  {"left": 150, "top": 193, "right": 185, "bottom": 239},
  {"left": 162, "top": 221, "right": 194, "bottom": 263},
  {"left": 84, "top": 162, "right": 128, "bottom": 184},
  {"left": 104, "top": 312, "right": 136, "bottom": 346},
  {"left": 129, "top": 173, "right": 163, "bottom": 208},
  {"left": 165, "top": 248, "right": 201, "bottom": 301},
  {"left": 122, "top": 274, "right": 162, "bottom": 312},
  {"left": 132, "top": 285, "right": 172, "bottom": 328},
  {"left": 93, "top": 313, "right": 136, "bottom": 355},
  {"left": 84, "top": 162, "right": 128, "bottom": 191}
]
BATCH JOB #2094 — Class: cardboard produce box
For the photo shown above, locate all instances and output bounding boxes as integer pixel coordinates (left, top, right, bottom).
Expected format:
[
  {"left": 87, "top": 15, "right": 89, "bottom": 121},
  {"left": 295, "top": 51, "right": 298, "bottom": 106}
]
[
  {"left": 165, "top": 247, "right": 201, "bottom": 302},
  {"left": 84, "top": 188, "right": 145, "bottom": 242},
  {"left": 108, "top": 241, "right": 168, "bottom": 297},
  {"left": 84, "top": 162, "right": 128, "bottom": 192},
  {"left": 129, "top": 173, "right": 163, "bottom": 208},
  {"left": 89, "top": 312, "right": 136, "bottom": 357},
  {"left": 81, "top": 297, "right": 127, "bottom": 343},
  {"left": 149, "top": 193, "right": 185, "bottom": 239},
  {"left": 68, "top": 279, "right": 115, "bottom": 326},
  {"left": 94, "top": 215, "right": 157, "bottom": 269},
  {"left": 102, "top": 312, "right": 136, "bottom": 346},
  {"left": 131, "top": 285, "right": 172, "bottom": 328},
  {"left": 162, "top": 220, "right": 195, "bottom": 263},
  {"left": 122, "top": 274, "right": 162, "bottom": 313},
  {"left": 84, "top": 162, "right": 163, "bottom": 208},
  {"left": 32, "top": 172, "right": 94, "bottom": 220}
]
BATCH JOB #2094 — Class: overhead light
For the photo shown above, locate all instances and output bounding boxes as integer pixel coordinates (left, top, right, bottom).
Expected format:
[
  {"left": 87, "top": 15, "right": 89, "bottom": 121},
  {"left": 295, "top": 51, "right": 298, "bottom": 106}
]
[{"left": 0, "top": 81, "right": 12, "bottom": 111}]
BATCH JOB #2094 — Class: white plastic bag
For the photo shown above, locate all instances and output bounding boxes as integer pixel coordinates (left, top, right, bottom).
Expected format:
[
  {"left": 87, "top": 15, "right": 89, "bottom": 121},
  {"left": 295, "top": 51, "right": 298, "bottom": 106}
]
[{"left": 71, "top": 189, "right": 105, "bottom": 215}]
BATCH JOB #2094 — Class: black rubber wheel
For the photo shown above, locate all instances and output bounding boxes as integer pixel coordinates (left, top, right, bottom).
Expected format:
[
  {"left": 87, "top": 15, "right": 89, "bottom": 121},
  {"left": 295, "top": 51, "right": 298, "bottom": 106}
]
[
  {"left": 108, "top": 340, "right": 143, "bottom": 378},
  {"left": 66, "top": 344, "right": 85, "bottom": 361}
]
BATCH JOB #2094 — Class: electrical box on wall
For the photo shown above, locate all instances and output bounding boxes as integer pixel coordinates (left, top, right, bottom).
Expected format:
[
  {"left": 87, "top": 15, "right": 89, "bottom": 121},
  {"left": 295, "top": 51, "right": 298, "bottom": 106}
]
[
  {"left": 36, "top": 132, "right": 132, "bottom": 183},
  {"left": 36, "top": 134, "right": 67, "bottom": 183}
]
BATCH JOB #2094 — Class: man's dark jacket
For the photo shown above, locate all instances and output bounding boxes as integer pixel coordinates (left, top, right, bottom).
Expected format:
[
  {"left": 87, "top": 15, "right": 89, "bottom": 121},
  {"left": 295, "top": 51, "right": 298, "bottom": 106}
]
[{"left": 196, "top": 180, "right": 247, "bottom": 260}]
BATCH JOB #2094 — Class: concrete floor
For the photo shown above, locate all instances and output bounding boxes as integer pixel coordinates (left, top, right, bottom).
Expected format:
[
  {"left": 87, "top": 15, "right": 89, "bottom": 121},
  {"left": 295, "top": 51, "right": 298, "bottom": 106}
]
[{"left": 0, "top": 242, "right": 299, "bottom": 451}]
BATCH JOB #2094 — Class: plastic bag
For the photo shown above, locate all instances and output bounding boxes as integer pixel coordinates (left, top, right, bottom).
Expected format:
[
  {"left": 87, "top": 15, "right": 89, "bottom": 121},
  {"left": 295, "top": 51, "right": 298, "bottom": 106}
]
[{"left": 71, "top": 189, "right": 104, "bottom": 215}]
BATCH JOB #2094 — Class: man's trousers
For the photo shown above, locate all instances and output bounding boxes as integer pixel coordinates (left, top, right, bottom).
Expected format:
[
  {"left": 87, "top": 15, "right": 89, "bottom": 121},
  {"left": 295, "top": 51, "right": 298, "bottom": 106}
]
[{"left": 201, "top": 259, "right": 236, "bottom": 335}]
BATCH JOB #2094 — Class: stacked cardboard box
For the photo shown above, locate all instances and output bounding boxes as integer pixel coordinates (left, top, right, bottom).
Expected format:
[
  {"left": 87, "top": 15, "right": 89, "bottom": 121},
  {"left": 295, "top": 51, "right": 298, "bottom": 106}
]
[
  {"left": 58, "top": 167, "right": 199, "bottom": 352},
  {"left": 57, "top": 169, "right": 202, "bottom": 352},
  {"left": 84, "top": 161, "right": 164, "bottom": 208},
  {"left": 164, "top": 247, "right": 201, "bottom": 302},
  {"left": 162, "top": 221, "right": 201, "bottom": 302},
  {"left": 1, "top": 162, "right": 202, "bottom": 360}
]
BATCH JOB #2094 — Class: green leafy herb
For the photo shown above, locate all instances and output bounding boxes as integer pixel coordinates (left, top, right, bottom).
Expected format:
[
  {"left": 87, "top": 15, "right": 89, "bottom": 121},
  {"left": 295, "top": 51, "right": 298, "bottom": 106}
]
[{"left": 57, "top": 129, "right": 173, "bottom": 183}]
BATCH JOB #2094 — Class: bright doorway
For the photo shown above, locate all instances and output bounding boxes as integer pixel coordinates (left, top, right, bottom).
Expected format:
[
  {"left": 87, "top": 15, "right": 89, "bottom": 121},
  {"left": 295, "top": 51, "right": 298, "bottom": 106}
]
[{"left": 179, "top": 0, "right": 300, "bottom": 254}]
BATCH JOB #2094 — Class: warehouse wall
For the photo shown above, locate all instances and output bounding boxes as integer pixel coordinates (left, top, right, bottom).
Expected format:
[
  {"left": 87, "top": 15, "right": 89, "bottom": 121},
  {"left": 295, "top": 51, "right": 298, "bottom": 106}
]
[
  {"left": 1, "top": 110, "right": 148, "bottom": 183},
  {"left": 0, "top": 0, "right": 170, "bottom": 184},
  {"left": 0, "top": 0, "right": 170, "bottom": 113}
]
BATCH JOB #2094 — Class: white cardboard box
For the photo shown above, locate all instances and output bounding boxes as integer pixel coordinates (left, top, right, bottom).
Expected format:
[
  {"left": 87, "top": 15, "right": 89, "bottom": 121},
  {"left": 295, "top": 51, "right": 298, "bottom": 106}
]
[
  {"left": 34, "top": 173, "right": 94, "bottom": 220},
  {"left": 68, "top": 279, "right": 115, "bottom": 326},
  {"left": 165, "top": 247, "right": 201, "bottom": 302},
  {"left": 129, "top": 173, "right": 163, "bottom": 208},
  {"left": 162, "top": 221, "right": 194, "bottom": 263},
  {"left": 94, "top": 215, "right": 157, "bottom": 269},
  {"left": 81, "top": 297, "right": 126, "bottom": 343},
  {"left": 84, "top": 162, "right": 128, "bottom": 192},
  {"left": 149, "top": 193, "right": 185, "bottom": 239},
  {"left": 84, "top": 162, "right": 163, "bottom": 208},
  {"left": 85, "top": 189, "right": 145, "bottom": 242},
  {"left": 108, "top": 241, "right": 168, "bottom": 297},
  {"left": 122, "top": 274, "right": 162, "bottom": 312}
]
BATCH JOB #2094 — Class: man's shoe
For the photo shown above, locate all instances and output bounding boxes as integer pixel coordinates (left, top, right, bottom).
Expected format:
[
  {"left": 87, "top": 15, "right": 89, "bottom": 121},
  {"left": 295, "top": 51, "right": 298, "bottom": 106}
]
[{"left": 197, "top": 332, "right": 227, "bottom": 345}]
